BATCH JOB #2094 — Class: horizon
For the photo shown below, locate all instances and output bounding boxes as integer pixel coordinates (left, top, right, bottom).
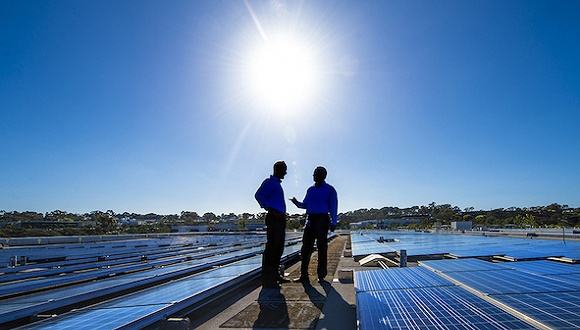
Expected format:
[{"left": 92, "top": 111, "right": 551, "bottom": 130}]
[
  {"left": 2, "top": 1, "right": 580, "bottom": 215},
  {"left": 1, "top": 201, "right": 576, "bottom": 217}
]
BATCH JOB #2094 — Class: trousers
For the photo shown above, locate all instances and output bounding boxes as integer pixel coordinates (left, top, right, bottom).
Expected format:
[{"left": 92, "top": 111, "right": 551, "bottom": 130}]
[
  {"left": 300, "top": 214, "right": 330, "bottom": 279},
  {"left": 262, "top": 210, "right": 286, "bottom": 285}
]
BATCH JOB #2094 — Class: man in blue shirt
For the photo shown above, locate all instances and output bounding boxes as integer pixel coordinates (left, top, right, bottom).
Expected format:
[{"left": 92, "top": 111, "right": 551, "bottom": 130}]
[
  {"left": 290, "top": 166, "right": 338, "bottom": 283},
  {"left": 255, "top": 161, "right": 288, "bottom": 288}
]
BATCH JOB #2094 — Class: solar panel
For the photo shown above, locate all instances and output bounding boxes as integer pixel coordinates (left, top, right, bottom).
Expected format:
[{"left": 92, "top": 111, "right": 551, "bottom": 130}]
[
  {"left": 0, "top": 302, "right": 42, "bottom": 316},
  {"left": 544, "top": 274, "right": 580, "bottom": 286},
  {"left": 446, "top": 248, "right": 507, "bottom": 258},
  {"left": 23, "top": 272, "right": 245, "bottom": 329},
  {"left": 93, "top": 276, "right": 239, "bottom": 308},
  {"left": 357, "top": 286, "right": 535, "bottom": 330},
  {"left": 350, "top": 231, "right": 580, "bottom": 260},
  {"left": 194, "top": 263, "right": 260, "bottom": 279},
  {"left": 491, "top": 291, "right": 580, "bottom": 329},
  {"left": 420, "top": 258, "right": 510, "bottom": 273},
  {"left": 230, "top": 255, "right": 263, "bottom": 265},
  {"left": 503, "top": 260, "right": 580, "bottom": 276},
  {"left": 23, "top": 304, "right": 171, "bottom": 330},
  {"left": 3, "top": 277, "right": 136, "bottom": 304},
  {"left": 501, "top": 249, "right": 565, "bottom": 260},
  {"left": 0, "top": 263, "right": 153, "bottom": 297},
  {"left": 354, "top": 267, "right": 452, "bottom": 292},
  {"left": 444, "top": 269, "right": 580, "bottom": 295},
  {"left": 0, "top": 251, "right": 264, "bottom": 325}
]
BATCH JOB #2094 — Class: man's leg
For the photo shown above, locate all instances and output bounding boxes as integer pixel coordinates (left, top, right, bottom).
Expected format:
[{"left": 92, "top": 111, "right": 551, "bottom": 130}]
[
  {"left": 300, "top": 221, "right": 316, "bottom": 279},
  {"left": 262, "top": 213, "right": 277, "bottom": 286},
  {"left": 314, "top": 218, "right": 329, "bottom": 280},
  {"left": 273, "top": 214, "right": 286, "bottom": 279}
]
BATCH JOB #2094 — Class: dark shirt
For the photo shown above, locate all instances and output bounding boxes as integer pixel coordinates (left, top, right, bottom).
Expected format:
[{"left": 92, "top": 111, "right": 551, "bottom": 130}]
[
  {"left": 255, "top": 175, "right": 286, "bottom": 214},
  {"left": 294, "top": 181, "right": 338, "bottom": 225}
]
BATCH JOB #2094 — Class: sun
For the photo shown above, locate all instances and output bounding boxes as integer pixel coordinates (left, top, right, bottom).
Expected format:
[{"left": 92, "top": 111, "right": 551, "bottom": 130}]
[{"left": 243, "top": 34, "right": 321, "bottom": 116}]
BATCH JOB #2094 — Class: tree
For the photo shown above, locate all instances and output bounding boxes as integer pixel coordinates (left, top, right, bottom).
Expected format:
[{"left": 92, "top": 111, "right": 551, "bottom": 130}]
[
  {"left": 94, "top": 212, "right": 117, "bottom": 234},
  {"left": 180, "top": 211, "right": 200, "bottom": 224},
  {"left": 202, "top": 212, "right": 217, "bottom": 226},
  {"left": 237, "top": 218, "right": 247, "bottom": 230}
]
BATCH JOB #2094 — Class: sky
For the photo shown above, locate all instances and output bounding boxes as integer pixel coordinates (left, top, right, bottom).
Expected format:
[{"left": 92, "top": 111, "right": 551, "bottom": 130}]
[{"left": 1, "top": 0, "right": 579, "bottom": 215}]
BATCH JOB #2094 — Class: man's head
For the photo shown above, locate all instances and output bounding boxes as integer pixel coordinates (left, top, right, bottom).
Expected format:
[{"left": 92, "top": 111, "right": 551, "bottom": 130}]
[
  {"left": 273, "top": 161, "right": 287, "bottom": 180},
  {"left": 313, "top": 166, "right": 327, "bottom": 184}
]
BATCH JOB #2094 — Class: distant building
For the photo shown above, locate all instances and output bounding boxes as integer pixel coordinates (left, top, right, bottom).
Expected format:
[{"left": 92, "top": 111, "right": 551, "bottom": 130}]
[{"left": 451, "top": 221, "right": 472, "bottom": 231}]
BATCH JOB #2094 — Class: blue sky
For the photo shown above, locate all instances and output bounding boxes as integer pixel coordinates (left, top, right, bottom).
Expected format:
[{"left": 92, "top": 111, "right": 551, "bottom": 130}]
[{"left": 1, "top": 0, "right": 579, "bottom": 215}]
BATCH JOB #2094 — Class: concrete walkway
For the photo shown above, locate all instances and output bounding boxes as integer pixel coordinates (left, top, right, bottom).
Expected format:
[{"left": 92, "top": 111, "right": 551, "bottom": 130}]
[{"left": 192, "top": 234, "right": 356, "bottom": 330}]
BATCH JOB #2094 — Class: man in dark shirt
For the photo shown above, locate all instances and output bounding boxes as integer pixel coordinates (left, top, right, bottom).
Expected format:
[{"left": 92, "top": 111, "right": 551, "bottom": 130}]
[
  {"left": 255, "top": 161, "right": 288, "bottom": 288},
  {"left": 291, "top": 166, "right": 338, "bottom": 283}
]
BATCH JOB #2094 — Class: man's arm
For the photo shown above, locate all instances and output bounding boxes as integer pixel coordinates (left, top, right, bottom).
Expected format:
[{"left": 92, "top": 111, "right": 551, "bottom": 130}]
[
  {"left": 291, "top": 188, "right": 310, "bottom": 209},
  {"left": 290, "top": 197, "right": 306, "bottom": 209},
  {"left": 329, "top": 186, "right": 338, "bottom": 229},
  {"left": 255, "top": 179, "right": 272, "bottom": 210}
]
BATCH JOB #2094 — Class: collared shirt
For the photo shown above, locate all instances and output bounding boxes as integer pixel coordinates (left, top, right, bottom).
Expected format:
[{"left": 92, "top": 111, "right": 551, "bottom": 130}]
[
  {"left": 295, "top": 182, "right": 338, "bottom": 225},
  {"left": 255, "top": 175, "right": 286, "bottom": 214}
]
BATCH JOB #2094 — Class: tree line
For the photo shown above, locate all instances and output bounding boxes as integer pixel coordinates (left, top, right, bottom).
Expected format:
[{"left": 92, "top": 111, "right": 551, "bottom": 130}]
[{"left": 0, "top": 203, "right": 578, "bottom": 237}]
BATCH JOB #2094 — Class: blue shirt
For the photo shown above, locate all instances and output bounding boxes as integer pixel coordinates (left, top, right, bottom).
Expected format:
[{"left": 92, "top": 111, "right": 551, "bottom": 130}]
[
  {"left": 255, "top": 175, "right": 286, "bottom": 214},
  {"left": 295, "top": 182, "right": 338, "bottom": 225}
]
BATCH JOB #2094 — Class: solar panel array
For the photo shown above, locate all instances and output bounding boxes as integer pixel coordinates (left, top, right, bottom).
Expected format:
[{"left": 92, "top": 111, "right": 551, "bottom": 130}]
[
  {"left": 502, "top": 260, "right": 580, "bottom": 276},
  {"left": 355, "top": 267, "right": 452, "bottom": 292},
  {"left": 545, "top": 273, "right": 580, "bottom": 286},
  {"left": 357, "top": 287, "right": 535, "bottom": 330},
  {"left": 350, "top": 233, "right": 395, "bottom": 257},
  {"left": 492, "top": 292, "right": 580, "bottom": 329},
  {"left": 421, "top": 257, "right": 580, "bottom": 329},
  {"left": 351, "top": 230, "right": 580, "bottom": 261},
  {"left": 444, "top": 269, "right": 580, "bottom": 295},
  {"left": 355, "top": 268, "right": 535, "bottom": 330},
  {"left": 22, "top": 253, "right": 293, "bottom": 329},
  {"left": 420, "top": 258, "right": 512, "bottom": 273},
  {"left": 0, "top": 233, "right": 305, "bottom": 328},
  {"left": 355, "top": 231, "right": 580, "bottom": 330}
]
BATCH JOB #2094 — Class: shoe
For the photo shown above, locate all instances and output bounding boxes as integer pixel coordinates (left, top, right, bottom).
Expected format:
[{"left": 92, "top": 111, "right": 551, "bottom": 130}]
[
  {"left": 293, "top": 276, "right": 310, "bottom": 283},
  {"left": 277, "top": 277, "right": 291, "bottom": 284}
]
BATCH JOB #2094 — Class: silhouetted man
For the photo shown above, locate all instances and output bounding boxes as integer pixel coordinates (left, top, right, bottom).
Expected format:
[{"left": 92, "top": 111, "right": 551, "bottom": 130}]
[
  {"left": 255, "top": 161, "right": 288, "bottom": 288},
  {"left": 291, "top": 166, "right": 338, "bottom": 283}
]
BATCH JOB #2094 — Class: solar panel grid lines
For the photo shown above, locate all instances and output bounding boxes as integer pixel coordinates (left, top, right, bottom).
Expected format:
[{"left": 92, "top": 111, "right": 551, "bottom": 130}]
[
  {"left": 419, "top": 258, "right": 512, "bottom": 273},
  {"left": 490, "top": 292, "right": 580, "bottom": 330},
  {"left": 443, "top": 269, "right": 580, "bottom": 295},
  {"left": 350, "top": 231, "right": 580, "bottom": 260},
  {"left": 0, "top": 245, "right": 276, "bottom": 325},
  {"left": 10, "top": 242, "right": 302, "bottom": 329},
  {"left": 1, "top": 235, "right": 269, "bottom": 270},
  {"left": 193, "top": 260, "right": 261, "bottom": 279},
  {"left": 431, "top": 271, "right": 554, "bottom": 330},
  {"left": 0, "top": 240, "right": 226, "bottom": 275},
  {"left": 354, "top": 268, "right": 453, "bottom": 292},
  {"left": 1, "top": 241, "right": 193, "bottom": 267},
  {"left": 543, "top": 274, "right": 580, "bottom": 286},
  {"left": 356, "top": 287, "right": 535, "bottom": 330},
  {"left": 20, "top": 303, "right": 172, "bottom": 330},
  {"left": 502, "top": 260, "right": 580, "bottom": 276},
  {"left": 0, "top": 245, "right": 264, "bottom": 298}
]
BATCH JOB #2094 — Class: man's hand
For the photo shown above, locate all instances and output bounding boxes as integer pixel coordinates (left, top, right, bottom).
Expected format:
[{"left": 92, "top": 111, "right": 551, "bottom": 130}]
[{"left": 329, "top": 224, "right": 336, "bottom": 232}]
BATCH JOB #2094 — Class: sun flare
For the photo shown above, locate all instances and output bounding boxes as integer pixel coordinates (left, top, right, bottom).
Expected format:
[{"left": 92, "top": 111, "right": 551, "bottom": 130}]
[{"left": 243, "top": 34, "right": 321, "bottom": 116}]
